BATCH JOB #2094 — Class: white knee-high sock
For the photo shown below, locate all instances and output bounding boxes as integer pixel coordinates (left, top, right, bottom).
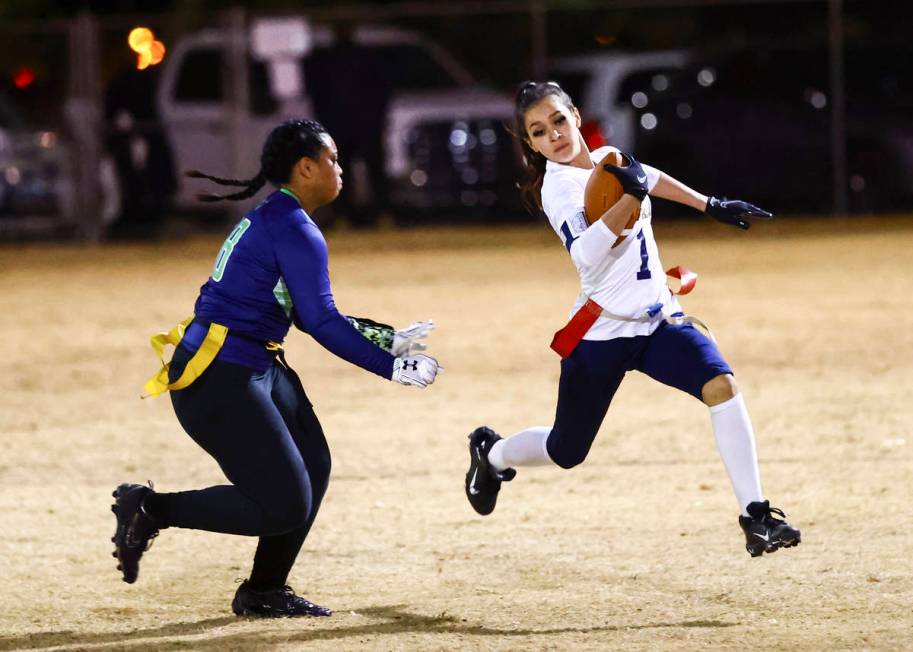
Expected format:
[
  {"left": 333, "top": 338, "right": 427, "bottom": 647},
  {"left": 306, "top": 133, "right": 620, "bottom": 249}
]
[
  {"left": 488, "top": 426, "right": 553, "bottom": 471},
  {"left": 709, "top": 393, "right": 764, "bottom": 516}
]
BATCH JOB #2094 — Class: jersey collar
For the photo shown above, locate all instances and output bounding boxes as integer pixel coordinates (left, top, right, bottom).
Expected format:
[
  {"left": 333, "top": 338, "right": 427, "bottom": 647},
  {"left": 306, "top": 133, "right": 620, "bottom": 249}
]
[{"left": 279, "top": 187, "right": 302, "bottom": 206}]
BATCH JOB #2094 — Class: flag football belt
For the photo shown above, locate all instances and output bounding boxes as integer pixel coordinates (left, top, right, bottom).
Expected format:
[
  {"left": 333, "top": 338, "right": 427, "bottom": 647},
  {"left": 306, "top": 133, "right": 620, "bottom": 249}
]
[
  {"left": 550, "top": 265, "right": 714, "bottom": 359},
  {"left": 142, "top": 316, "right": 281, "bottom": 398}
]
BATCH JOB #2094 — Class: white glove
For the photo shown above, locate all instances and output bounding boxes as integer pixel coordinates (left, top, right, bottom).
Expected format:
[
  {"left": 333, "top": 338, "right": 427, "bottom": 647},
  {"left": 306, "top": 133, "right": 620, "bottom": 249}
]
[
  {"left": 391, "top": 354, "right": 442, "bottom": 388},
  {"left": 391, "top": 319, "right": 434, "bottom": 357}
]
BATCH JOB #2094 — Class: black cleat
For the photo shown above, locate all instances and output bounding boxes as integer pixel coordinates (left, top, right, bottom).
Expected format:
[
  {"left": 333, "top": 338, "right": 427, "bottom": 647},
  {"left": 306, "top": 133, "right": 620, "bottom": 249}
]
[
  {"left": 465, "top": 426, "right": 516, "bottom": 516},
  {"left": 739, "top": 500, "right": 801, "bottom": 557},
  {"left": 111, "top": 482, "right": 160, "bottom": 583},
  {"left": 231, "top": 580, "right": 332, "bottom": 618}
]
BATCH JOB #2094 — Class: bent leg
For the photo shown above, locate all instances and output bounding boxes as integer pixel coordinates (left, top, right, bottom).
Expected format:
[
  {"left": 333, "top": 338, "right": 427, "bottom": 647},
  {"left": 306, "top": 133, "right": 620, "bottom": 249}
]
[
  {"left": 159, "top": 353, "right": 314, "bottom": 536},
  {"left": 249, "top": 361, "right": 331, "bottom": 589},
  {"left": 546, "top": 339, "right": 631, "bottom": 469}
]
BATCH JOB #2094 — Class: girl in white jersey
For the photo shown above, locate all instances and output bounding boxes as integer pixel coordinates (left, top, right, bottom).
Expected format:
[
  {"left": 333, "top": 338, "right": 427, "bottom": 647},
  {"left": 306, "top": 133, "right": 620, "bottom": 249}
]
[{"left": 464, "top": 81, "right": 800, "bottom": 557}]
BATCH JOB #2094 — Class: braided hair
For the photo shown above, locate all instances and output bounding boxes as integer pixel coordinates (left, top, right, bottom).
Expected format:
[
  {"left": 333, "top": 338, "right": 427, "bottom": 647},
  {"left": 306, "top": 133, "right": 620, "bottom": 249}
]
[
  {"left": 512, "top": 81, "right": 577, "bottom": 214},
  {"left": 187, "top": 119, "right": 329, "bottom": 202}
]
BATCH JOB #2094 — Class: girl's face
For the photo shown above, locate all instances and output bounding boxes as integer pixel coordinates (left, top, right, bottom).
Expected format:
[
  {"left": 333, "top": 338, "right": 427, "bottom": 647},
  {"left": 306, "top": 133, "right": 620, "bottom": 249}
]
[
  {"left": 314, "top": 134, "right": 343, "bottom": 204},
  {"left": 523, "top": 94, "right": 583, "bottom": 164}
]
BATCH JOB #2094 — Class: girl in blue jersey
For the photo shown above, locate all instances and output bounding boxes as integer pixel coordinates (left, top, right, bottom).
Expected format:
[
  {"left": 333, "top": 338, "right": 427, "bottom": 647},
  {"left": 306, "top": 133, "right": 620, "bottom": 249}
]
[
  {"left": 464, "top": 81, "right": 800, "bottom": 558},
  {"left": 111, "top": 119, "right": 441, "bottom": 617}
]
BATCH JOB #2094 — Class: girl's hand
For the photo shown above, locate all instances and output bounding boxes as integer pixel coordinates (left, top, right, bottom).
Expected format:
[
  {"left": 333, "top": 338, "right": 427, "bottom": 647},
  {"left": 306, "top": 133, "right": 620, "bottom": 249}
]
[
  {"left": 705, "top": 196, "right": 773, "bottom": 230},
  {"left": 391, "top": 319, "right": 434, "bottom": 356},
  {"left": 602, "top": 152, "right": 649, "bottom": 200},
  {"left": 391, "top": 354, "right": 443, "bottom": 388}
]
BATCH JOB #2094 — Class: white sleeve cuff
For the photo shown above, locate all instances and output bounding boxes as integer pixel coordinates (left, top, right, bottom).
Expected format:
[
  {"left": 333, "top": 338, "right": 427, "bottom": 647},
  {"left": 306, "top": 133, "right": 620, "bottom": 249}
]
[
  {"left": 591, "top": 218, "right": 618, "bottom": 241},
  {"left": 570, "top": 219, "right": 620, "bottom": 268}
]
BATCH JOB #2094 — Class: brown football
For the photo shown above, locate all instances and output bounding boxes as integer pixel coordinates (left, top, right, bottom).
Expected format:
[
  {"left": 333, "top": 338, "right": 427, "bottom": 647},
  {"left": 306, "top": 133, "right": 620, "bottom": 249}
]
[{"left": 584, "top": 151, "right": 641, "bottom": 247}]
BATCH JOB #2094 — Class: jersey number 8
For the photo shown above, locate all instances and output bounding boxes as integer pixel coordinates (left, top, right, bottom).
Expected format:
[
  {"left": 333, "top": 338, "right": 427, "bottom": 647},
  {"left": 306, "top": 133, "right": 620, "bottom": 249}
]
[{"left": 212, "top": 218, "right": 252, "bottom": 282}]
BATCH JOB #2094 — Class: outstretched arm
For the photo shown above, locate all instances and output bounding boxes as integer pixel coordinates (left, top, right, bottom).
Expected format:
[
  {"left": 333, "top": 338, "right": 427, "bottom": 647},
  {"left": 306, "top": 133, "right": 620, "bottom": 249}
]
[
  {"left": 270, "top": 217, "right": 441, "bottom": 386},
  {"left": 649, "top": 172, "right": 708, "bottom": 211},
  {"left": 649, "top": 170, "right": 773, "bottom": 230}
]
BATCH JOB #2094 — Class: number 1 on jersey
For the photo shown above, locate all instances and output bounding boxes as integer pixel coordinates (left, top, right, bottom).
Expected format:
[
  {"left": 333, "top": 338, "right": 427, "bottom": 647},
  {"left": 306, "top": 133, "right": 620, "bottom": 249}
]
[{"left": 636, "top": 230, "right": 652, "bottom": 280}]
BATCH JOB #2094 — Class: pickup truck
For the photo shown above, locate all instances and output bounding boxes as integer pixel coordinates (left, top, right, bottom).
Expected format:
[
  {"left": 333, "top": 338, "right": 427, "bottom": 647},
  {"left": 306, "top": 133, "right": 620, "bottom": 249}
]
[{"left": 157, "top": 22, "right": 519, "bottom": 217}]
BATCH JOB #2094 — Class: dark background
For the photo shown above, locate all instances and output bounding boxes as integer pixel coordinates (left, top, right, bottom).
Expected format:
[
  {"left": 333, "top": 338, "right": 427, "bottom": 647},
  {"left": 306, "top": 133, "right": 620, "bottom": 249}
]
[{"left": 0, "top": 1, "right": 911, "bottom": 238}]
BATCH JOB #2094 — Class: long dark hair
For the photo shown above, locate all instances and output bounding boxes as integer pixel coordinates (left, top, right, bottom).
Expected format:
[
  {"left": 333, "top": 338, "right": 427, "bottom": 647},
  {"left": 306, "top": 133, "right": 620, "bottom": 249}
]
[
  {"left": 186, "top": 118, "right": 329, "bottom": 202},
  {"left": 512, "top": 80, "right": 577, "bottom": 213}
]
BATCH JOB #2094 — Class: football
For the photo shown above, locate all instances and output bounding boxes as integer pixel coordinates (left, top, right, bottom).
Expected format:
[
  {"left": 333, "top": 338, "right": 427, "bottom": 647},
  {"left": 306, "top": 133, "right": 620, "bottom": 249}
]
[{"left": 584, "top": 151, "right": 641, "bottom": 247}]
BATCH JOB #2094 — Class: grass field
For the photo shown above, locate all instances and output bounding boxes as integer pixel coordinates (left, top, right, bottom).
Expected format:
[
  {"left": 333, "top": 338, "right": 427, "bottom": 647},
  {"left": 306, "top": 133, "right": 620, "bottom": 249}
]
[{"left": 1, "top": 215, "right": 911, "bottom": 651}]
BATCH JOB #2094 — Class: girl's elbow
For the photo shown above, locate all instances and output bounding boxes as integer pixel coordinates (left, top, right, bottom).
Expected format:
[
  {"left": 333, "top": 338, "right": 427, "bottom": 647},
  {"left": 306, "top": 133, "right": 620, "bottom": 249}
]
[{"left": 569, "top": 245, "right": 594, "bottom": 270}]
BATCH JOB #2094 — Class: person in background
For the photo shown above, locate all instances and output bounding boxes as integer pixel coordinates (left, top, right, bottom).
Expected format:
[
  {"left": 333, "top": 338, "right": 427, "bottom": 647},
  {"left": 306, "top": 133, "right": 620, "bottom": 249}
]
[
  {"left": 304, "top": 23, "right": 392, "bottom": 228},
  {"left": 103, "top": 62, "right": 176, "bottom": 237}
]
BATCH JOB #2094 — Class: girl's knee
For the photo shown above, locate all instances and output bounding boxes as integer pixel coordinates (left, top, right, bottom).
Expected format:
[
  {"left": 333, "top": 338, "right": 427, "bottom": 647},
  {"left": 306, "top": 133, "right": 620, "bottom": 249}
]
[
  {"left": 701, "top": 373, "right": 738, "bottom": 406},
  {"left": 262, "top": 483, "right": 312, "bottom": 533},
  {"left": 546, "top": 434, "right": 592, "bottom": 470}
]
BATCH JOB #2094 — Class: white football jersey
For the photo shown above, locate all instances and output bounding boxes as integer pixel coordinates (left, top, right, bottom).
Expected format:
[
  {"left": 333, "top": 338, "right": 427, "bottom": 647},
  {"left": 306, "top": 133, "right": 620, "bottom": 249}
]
[{"left": 541, "top": 146, "right": 681, "bottom": 340}]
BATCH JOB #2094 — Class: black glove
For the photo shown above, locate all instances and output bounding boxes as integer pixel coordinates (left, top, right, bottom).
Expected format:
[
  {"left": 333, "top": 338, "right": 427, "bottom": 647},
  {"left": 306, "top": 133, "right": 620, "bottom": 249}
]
[
  {"left": 602, "top": 153, "right": 649, "bottom": 201},
  {"left": 705, "top": 196, "right": 773, "bottom": 230}
]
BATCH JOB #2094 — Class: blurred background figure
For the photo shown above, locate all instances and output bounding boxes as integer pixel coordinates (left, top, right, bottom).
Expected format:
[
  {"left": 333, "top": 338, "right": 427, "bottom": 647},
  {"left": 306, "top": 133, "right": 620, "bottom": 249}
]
[
  {"left": 103, "top": 59, "right": 176, "bottom": 238},
  {"left": 304, "top": 22, "right": 392, "bottom": 228}
]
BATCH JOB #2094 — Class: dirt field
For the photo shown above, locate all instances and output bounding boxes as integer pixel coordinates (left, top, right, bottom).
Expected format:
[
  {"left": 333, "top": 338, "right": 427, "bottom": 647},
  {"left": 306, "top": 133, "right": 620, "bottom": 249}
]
[{"left": 1, "top": 215, "right": 911, "bottom": 651}]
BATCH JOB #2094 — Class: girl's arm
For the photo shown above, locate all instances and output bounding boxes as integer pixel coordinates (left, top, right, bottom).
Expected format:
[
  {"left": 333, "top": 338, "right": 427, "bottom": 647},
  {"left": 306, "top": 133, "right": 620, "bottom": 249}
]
[
  {"left": 271, "top": 217, "right": 395, "bottom": 380},
  {"left": 597, "top": 194, "right": 642, "bottom": 235},
  {"left": 648, "top": 171, "right": 708, "bottom": 211},
  {"left": 648, "top": 168, "right": 773, "bottom": 229}
]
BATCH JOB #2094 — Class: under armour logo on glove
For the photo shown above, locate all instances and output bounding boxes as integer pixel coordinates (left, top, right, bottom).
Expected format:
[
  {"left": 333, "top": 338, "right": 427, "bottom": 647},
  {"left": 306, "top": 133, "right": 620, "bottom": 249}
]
[{"left": 392, "top": 354, "right": 443, "bottom": 388}]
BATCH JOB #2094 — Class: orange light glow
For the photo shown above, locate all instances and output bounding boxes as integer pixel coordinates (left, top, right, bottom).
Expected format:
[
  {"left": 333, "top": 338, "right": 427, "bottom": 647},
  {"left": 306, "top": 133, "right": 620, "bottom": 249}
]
[
  {"left": 128, "top": 27, "right": 165, "bottom": 69},
  {"left": 128, "top": 27, "right": 153, "bottom": 52},
  {"left": 13, "top": 67, "right": 35, "bottom": 89},
  {"left": 137, "top": 49, "right": 153, "bottom": 70},
  {"left": 149, "top": 40, "right": 166, "bottom": 64}
]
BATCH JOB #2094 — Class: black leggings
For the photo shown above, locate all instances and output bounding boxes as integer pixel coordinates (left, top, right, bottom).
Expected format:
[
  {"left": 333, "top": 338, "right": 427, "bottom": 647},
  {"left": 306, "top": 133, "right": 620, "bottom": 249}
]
[{"left": 160, "top": 345, "right": 331, "bottom": 589}]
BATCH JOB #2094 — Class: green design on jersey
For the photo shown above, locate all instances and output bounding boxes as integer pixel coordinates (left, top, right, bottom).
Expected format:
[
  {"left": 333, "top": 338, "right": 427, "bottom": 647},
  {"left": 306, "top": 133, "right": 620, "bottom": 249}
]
[
  {"left": 346, "top": 316, "right": 394, "bottom": 351},
  {"left": 273, "top": 277, "right": 293, "bottom": 318}
]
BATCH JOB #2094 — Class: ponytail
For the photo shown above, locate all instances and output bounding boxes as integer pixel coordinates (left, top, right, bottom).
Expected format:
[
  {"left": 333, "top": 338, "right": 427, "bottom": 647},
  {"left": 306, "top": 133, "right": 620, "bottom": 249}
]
[
  {"left": 187, "top": 118, "right": 329, "bottom": 203},
  {"left": 188, "top": 170, "right": 267, "bottom": 203},
  {"left": 516, "top": 144, "right": 548, "bottom": 214}
]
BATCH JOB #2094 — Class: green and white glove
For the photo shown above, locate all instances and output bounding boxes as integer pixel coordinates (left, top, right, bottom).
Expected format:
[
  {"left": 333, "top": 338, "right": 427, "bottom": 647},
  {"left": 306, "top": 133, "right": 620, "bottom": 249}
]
[
  {"left": 348, "top": 316, "right": 434, "bottom": 356},
  {"left": 391, "top": 319, "right": 434, "bottom": 356}
]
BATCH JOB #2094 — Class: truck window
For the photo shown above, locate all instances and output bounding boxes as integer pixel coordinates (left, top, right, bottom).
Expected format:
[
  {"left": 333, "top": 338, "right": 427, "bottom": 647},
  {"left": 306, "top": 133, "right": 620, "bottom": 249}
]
[
  {"left": 549, "top": 72, "right": 588, "bottom": 108},
  {"left": 174, "top": 49, "right": 223, "bottom": 102},
  {"left": 303, "top": 45, "right": 457, "bottom": 93},
  {"left": 173, "top": 47, "right": 277, "bottom": 115},
  {"left": 376, "top": 45, "right": 458, "bottom": 90},
  {"left": 615, "top": 68, "right": 680, "bottom": 106}
]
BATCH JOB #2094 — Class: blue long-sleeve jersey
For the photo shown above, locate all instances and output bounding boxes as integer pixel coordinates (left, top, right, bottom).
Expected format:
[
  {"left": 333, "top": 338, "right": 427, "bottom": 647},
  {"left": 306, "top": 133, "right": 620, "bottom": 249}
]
[{"left": 181, "top": 189, "right": 394, "bottom": 379}]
